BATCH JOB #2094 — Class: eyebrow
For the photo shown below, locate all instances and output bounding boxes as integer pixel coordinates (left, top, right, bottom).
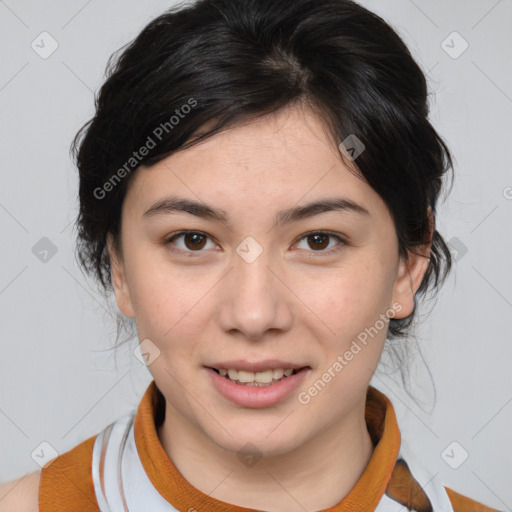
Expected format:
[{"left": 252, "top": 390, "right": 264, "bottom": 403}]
[{"left": 143, "top": 195, "right": 370, "bottom": 227}]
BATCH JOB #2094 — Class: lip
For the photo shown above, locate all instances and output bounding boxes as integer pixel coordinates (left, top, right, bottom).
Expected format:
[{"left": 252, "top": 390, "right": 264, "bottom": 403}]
[
  {"left": 206, "top": 366, "right": 310, "bottom": 408},
  {"left": 207, "top": 359, "right": 308, "bottom": 372}
]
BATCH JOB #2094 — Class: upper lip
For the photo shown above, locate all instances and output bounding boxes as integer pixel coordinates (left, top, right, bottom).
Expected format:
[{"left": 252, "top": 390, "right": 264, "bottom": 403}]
[{"left": 207, "top": 360, "right": 310, "bottom": 372}]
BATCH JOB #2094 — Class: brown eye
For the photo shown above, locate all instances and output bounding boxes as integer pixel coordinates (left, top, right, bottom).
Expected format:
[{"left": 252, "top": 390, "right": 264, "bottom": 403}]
[
  {"left": 295, "top": 231, "right": 346, "bottom": 255},
  {"left": 164, "top": 231, "right": 215, "bottom": 255},
  {"left": 182, "top": 232, "right": 207, "bottom": 250},
  {"left": 307, "top": 233, "right": 330, "bottom": 250}
]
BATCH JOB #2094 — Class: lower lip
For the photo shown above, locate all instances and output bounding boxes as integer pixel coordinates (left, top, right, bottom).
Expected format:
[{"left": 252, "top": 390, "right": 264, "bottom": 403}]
[{"left": 206, "top": 367, "right": 310, "bottom": 408}]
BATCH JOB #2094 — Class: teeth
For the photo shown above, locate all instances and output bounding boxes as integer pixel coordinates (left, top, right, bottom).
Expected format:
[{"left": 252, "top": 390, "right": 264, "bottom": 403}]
[
  {"left": 238, "top": 370, "right": 257, "bottom": 383},
  {"left": 254, "top": 370, "right": 273, "bottom": 383},
  {"left": 216, "top": 367, "right": 297, "bottom": 384},
  {"left": 273, "top": 369, "right": 284, "bottom": 380}
]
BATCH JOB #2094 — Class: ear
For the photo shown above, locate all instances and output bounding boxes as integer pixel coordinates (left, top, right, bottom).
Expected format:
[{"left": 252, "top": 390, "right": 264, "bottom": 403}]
[
  {"left": 391, "top": 209, "right": 433, "bottom": 319},
  {"left": 107, "top": 233, "right": 135, "bottom": 318}
]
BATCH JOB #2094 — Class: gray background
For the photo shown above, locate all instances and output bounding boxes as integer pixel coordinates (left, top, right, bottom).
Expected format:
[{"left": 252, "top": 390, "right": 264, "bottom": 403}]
[{"left": 0, "top": 0, "right": 511, "bottom": 509}]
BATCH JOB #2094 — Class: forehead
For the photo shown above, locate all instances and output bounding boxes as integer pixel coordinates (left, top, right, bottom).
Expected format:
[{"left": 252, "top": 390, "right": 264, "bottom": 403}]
[{"left": 122, "top": 106, "right": 387, "bottom": 221}]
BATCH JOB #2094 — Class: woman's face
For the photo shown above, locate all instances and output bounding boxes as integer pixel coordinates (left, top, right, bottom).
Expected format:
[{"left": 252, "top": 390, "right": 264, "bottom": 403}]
[{"left": 108, "top": 105, "right": 429, "bottom": 456}]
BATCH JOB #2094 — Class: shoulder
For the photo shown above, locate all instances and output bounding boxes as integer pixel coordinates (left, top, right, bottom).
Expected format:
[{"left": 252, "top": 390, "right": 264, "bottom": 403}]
[
  {"left": 0, "top": 470, "right": 41, "bottom": 512},
  {"left": 38, "top": 433, "right": 100, "bottom": 511},
  {"left": 445, "top": 486, "right": 502, "bottom": 512}
]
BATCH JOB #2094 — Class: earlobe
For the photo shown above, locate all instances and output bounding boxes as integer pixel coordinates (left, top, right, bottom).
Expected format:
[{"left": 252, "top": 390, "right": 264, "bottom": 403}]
[
  {"left": 107, "top": 233, "right": 135, "bottom": 318},
  {"left": 391, "top": 251, "right": 430, "bottom": 319},
  {"left": 391, "top": 209, "right": 434, "bottom": 319}
]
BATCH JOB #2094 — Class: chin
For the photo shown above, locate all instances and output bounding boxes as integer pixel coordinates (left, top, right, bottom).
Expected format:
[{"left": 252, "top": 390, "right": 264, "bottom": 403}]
[{"left": 209, "top": 423, "right": 306, "bottom": 459}]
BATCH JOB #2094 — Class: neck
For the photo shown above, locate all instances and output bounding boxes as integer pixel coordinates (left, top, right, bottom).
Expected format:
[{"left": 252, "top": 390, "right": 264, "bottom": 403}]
[{"left": 157, "top": 399, "right": 374, "bottom": 512}]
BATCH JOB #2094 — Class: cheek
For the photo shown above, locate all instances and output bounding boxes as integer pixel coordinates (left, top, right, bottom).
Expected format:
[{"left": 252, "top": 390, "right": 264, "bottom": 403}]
[
  {"left": 301, "top": 261, "right": 393, "bottom": 336},
  {"left": 128, "top": 260, "right": 218, "bottom": 348},
  {"left": 297, "top": 267, "right": 392, "bottom": 410},
  {"left": 126, "top": 261, "right": 183, "bottom": 339}
]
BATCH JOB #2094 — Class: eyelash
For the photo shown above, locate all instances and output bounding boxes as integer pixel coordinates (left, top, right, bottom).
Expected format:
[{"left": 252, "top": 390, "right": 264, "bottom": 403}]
[{"left": 163, "top": 230, "right": 347, "bottom": 258}]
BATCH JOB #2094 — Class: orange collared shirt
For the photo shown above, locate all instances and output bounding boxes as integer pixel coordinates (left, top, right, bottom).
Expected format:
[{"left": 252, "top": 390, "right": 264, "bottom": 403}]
[{"left": 39, "top": 380, "right": 499, "bottom": 511}]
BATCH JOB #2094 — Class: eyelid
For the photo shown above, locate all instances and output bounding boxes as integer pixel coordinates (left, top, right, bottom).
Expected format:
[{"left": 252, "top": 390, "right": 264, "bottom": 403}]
[
  {"left": 163, "top": 230, "right": 347, "bottom": 256},
  {"left": 294, "top": 231, "right": 347, "bottom": 256},
  {"left": 163, "top": 230, "right": 219, "bottom": 256}
]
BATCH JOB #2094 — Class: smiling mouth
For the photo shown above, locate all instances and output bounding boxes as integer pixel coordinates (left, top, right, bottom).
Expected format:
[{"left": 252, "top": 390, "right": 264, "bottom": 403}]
[{"left": 209, "top": 367, "right": 309, "bottom": 387}]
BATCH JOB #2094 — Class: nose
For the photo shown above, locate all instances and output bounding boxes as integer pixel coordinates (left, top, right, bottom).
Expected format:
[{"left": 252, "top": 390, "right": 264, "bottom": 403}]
[{"left": 217, "top": 249, "right": 293, "bottom": 341}]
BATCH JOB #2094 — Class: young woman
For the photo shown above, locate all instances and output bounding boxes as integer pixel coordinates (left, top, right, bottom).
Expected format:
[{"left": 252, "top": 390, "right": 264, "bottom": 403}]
[{"left": 0, "top": 0, "right": 501, "bottom": 510}]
